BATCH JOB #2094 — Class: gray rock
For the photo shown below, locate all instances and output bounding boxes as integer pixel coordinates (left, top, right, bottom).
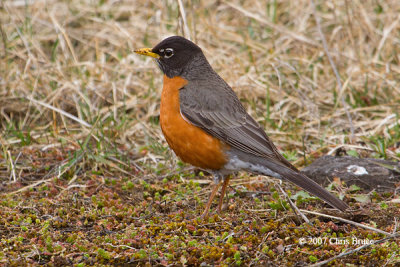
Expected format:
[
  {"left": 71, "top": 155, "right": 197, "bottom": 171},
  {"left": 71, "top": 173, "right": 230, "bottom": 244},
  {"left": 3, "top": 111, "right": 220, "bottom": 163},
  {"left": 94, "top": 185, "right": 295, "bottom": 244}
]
[{"left": 301, "top": 156, "right": 400, "bottom": 192}]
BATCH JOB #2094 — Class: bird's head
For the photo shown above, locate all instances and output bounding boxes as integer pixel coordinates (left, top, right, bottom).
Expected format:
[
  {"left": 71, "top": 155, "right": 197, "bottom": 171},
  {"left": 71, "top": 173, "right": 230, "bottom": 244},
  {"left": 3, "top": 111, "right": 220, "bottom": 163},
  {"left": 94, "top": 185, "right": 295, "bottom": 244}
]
[{"left": 135, "top": 36, "right": 203, "bottom": 78}]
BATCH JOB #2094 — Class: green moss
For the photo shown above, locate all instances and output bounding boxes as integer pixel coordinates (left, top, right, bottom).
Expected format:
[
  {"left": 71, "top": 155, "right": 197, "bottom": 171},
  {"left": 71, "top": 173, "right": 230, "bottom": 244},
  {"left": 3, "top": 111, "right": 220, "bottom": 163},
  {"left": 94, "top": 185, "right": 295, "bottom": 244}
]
[
  {"left": 309, "top": 255, "right": 318, "bottom": 263},
  {"left": 97, "top": 248, "right": 111, "bottom": 260}
]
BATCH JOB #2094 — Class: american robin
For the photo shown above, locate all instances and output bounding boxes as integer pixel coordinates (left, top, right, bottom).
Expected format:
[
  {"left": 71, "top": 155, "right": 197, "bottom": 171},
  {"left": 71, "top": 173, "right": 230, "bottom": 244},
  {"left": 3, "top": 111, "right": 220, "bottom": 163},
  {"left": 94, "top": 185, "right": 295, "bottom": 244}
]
[{"left": 135, "top": 36, "right": 348, "bottom": 218}]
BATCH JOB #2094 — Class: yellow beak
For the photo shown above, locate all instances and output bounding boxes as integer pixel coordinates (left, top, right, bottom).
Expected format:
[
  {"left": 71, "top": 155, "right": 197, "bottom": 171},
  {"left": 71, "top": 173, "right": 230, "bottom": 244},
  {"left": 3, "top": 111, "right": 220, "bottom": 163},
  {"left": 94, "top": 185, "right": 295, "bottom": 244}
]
[{"left": 134, "top": 48, "right": 160, "bottom": 59}]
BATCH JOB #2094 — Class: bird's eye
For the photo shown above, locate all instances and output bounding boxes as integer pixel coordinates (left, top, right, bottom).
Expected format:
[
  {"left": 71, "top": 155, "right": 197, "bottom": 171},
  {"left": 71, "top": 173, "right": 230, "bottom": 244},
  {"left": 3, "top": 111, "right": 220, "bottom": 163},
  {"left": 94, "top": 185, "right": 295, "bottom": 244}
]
[{"left": 164, "top": 48, "right": 174, "bottom": 58}]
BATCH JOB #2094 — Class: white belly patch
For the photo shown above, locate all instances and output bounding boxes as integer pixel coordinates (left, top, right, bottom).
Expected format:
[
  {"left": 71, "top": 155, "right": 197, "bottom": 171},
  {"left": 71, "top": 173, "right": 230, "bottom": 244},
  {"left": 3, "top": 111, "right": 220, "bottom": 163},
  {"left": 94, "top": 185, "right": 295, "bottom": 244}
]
[{"left": 222, "top": 155, "right": 282, "bottom": 179}]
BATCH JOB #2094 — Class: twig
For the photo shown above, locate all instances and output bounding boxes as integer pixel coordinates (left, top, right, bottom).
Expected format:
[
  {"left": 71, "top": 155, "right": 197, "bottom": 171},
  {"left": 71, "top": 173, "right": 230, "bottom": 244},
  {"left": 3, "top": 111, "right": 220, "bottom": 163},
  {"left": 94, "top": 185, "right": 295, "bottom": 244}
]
[
  {"left": 276, "top": 182, "right": 311, "bottom": 224},
  {"left": 27, "top": 96, "right": 92, "bottom": 128},
  {"left": 310, "top": 0, "right": 355, "bottom": 140},
  {"left": 177, "top": 0, "right": 191, "bottom": 40},
  {"left": 106, "top": 243, "right": 137, "bottom": 250},
  {"left": 300, "top": 209, "right": 392, "bottom": 236},
  {"left": 4, "top": 177, "right": 54, "bottom": 196},
  {"left": 310, "top": 233, "right": 399, "bottom": 267}
]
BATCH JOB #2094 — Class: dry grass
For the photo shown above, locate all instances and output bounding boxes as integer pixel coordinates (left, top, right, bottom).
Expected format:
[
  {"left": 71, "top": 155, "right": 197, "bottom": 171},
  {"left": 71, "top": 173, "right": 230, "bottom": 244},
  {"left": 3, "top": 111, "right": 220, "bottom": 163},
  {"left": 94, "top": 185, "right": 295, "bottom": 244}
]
[
  {"left": 1, "top": 0, "right": 400, "bottom": 265},
  {"left": 1, "top": 0, "right": 399, "bottom": 159}
]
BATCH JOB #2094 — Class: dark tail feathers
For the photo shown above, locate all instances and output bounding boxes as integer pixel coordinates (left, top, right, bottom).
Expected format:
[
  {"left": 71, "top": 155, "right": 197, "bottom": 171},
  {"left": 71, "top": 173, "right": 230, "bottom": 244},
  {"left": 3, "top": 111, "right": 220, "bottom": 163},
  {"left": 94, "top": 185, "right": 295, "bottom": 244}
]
[{"left": 277, "top": 167, "right": 349, "bottom": 211}]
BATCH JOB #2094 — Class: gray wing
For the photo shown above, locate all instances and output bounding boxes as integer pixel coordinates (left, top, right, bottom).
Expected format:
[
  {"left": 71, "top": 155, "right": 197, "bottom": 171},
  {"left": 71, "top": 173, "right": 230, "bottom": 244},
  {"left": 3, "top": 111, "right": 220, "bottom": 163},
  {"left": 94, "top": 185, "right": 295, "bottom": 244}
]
[{"left": 179, "top": 75, "right": 297, "bottom": 171}]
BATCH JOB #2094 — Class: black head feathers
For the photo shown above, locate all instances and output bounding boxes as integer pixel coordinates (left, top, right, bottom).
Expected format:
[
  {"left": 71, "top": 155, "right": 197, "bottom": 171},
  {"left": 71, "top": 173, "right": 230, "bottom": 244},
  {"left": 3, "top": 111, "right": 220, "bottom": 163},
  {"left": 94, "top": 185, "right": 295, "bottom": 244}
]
[{"left": 151, "top": 36, "right": 203, "bottom": 78}]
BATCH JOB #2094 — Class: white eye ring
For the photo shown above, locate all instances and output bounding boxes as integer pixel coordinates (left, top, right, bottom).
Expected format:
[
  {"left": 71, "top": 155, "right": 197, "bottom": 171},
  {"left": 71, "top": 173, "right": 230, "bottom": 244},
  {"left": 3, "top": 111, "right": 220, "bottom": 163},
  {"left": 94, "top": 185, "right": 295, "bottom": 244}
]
[{"left": 164, "top": 48, "right": 174, "bottom": 58}]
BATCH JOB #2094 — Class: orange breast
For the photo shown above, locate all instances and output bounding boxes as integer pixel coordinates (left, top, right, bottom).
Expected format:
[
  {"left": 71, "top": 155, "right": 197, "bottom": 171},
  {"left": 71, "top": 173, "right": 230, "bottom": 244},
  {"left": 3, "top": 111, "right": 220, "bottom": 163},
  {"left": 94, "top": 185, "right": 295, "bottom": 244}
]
[{"left": 160, "top": 75, "right": 228, "bottom": 170}]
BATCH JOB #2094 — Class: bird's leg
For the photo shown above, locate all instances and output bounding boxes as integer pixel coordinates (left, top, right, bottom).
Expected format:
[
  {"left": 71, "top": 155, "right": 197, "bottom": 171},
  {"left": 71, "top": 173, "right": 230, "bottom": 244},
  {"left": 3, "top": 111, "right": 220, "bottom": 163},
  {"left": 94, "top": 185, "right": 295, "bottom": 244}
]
[
  {"left": 201, "top": 173, "right": 223, "bottom": 219},
  {"left": 217, "top": 176, "right": 230, "bottom": 213},
  {"left": 201, "top": 182, "right": 221, "bottom": 219}
]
